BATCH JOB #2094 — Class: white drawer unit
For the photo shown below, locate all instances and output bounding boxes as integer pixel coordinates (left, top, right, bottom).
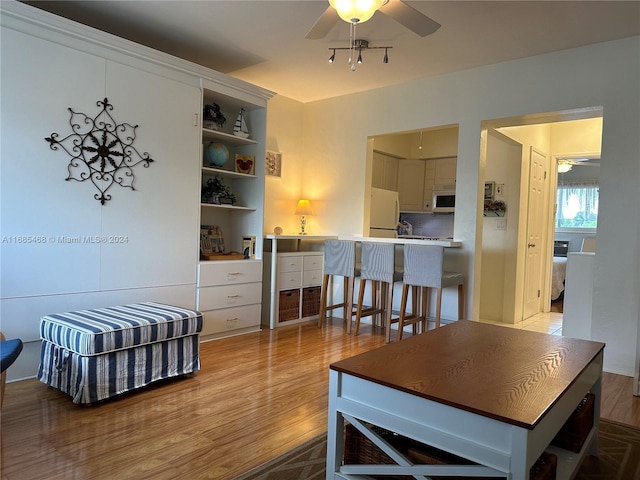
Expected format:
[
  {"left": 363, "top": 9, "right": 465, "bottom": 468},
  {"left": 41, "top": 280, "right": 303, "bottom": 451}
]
[
  {"left": 303, "top": 268, "right": 323, "bottom": 287},
  {"left": 197, "top": 259, "right": 262, "bottom": 340},
  {"left": 199, "top": 304, "right": 262, "bottom": 338},
  {"left": 198, "top": 260, "right": 262, "bottom": 287},
  {"left": 303, "top": 254, "right": 323, "bottom": 272},
  {"left": 197, "top": 283, "right": 262, "bottom": 311},
  {"left": 263, "top": 250, "right": 325, "bottom": 328},
  {"left": 279, "top": 270, "right": 303, "bottom": 291},
  {"left": 277, "top": 255, "right": 303, "bottom": 273}
]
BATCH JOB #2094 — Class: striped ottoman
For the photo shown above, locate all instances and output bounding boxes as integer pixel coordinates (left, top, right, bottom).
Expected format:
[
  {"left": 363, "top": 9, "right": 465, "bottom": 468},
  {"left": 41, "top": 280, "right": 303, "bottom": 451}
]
[{"left": 37, "top": 302, "right": 202, "bottom": 404}]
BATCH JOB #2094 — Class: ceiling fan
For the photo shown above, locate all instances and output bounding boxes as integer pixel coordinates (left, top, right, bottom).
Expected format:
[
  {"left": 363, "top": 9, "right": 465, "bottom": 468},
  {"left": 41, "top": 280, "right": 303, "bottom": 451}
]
[
  {"left": 306, "top": 0, "right": 441, "bottom": 39},
  {"left": 557, "top": 157, "right": 601, "bottom": 173}
]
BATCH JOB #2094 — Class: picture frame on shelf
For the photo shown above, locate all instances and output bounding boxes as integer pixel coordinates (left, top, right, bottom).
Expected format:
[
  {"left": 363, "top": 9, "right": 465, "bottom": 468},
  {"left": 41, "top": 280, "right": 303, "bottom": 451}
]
[
  {"left": 266, "top": 151, "right": 282, "bottom": 177},
  {"left": 200, "top": 225, "right": 225, "bottom": 257},
  {"left": 235, "top": 154, "right": 255, "bottom": 175}
]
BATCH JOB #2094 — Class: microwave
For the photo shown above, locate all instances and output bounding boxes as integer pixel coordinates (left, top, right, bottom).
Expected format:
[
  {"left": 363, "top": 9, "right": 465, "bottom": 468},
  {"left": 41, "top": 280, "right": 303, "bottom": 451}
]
[{"left": 432, "top": 187, "right": 456, "bottom": 213}]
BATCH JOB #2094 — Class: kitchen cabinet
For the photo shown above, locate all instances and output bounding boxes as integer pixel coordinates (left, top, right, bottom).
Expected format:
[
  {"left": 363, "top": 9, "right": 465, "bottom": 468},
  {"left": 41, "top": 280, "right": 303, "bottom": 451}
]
[
  {"left": 372, "top": 151, "right": 399, "bottom": 191},
  {"left": 421, "top": 157, "right": 457, "bottom": 212},
  {"left": 434, "top": 156, "right": 457, "bottom": 185},
  {"left": 422, "top": 160, "right": 436, "bottom": 211},
  {"left": 398, "top": 159, "right": 425, "bottom": 212}
]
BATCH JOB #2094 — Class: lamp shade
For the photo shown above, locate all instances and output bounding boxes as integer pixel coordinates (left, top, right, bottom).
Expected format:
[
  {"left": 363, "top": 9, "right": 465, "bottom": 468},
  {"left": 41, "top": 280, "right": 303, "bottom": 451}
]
[
  {"left": 329, "top": 0, "right": 386, "bottom": 24},
  {"left": 294, "top": 199, "right": 313, "bottom": 216}
]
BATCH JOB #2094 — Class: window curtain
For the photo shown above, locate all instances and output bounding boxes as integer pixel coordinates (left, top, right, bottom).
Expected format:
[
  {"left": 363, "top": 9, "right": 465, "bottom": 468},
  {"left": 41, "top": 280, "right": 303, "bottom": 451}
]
[{"left": 556, "top": 180, "right": 599, "bottom": 228}]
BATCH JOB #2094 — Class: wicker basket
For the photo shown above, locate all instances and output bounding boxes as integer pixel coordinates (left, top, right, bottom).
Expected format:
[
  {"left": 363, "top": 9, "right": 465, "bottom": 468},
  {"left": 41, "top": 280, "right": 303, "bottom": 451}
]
[
  {"left": 344, "top": 423, "right": 556, "bottom": 480},
  {"left": 551, "top": 392, "right": 595, "bottom": 453},
  {"left": 278, "top": 289, "right": 300, "bottom": 322},
  {"left": 302, "top": 286, "right": 321, "bottom": 317}
]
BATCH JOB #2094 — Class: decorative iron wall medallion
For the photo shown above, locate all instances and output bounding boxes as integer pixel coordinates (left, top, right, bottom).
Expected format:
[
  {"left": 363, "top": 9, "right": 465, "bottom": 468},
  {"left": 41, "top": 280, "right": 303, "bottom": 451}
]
[{"left": 45, "top": 97, "right": 154, "bottom": 204}]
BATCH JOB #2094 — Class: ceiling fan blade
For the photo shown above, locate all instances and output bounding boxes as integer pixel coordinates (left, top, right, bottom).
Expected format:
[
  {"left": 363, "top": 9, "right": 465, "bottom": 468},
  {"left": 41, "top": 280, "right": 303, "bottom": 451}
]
[
  {"left": 379, "top": 0, "right": 441, "bottom": 37},
  {"left": 569, "top": 161, "right": 601, "bottom": 167},
  {"left": 305, "top": 6, "right": 339, "bottom": 39}
]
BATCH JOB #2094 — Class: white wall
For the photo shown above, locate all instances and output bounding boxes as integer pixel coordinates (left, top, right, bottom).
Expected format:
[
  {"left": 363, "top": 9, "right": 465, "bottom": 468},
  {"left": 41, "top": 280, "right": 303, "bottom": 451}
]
[
  {"left": 480, "top": 131, "right": 522, "bottom": 323},
  {"left": 263, "top": 95, "right": 307, "bottom": 235},
  {"left": 266, "top": 37, "right": 640, "bottom": 376}
]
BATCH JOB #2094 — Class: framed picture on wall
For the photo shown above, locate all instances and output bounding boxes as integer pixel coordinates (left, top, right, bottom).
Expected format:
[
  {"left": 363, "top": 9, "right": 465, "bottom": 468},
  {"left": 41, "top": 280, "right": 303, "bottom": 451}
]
[{"left": 266, "top": 151, "right": 282, "bottom": 177}]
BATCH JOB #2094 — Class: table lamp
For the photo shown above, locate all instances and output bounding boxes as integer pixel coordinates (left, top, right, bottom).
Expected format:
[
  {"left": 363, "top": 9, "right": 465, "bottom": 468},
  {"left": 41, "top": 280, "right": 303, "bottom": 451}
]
[{"left": 294, "top": 199, "right": 313, "bottom": 235}]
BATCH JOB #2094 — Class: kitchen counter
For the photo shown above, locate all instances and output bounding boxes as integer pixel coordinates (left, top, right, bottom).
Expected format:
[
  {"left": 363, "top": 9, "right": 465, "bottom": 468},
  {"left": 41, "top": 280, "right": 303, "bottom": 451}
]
[{"left": 339, "top": 235, "right": 461, "bottom": 248}]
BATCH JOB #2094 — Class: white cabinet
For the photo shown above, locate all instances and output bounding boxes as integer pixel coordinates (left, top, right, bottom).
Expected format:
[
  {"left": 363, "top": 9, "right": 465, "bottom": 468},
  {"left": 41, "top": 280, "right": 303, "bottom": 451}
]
[
  {"left": 263, "top": 251, "right": 323, "bottom": 326},
  {"left": 421, "top": 157, "right": 458, "bottom": 212},
  {"left": 199, "top": 84, "right": 267, "bottom": 258},
  {"left": 196, "top": 80, "right": 272, "bottom": 338},
  {"left": 422, "top": 160, "right": 436, "bottom": 211},
  {"left": 397, "top": 159, "right": 426, "bottom": 212},
  {"left": 197, "top": 260, "right": 262, "bottom": 339},
  {"left": 372, "top": 152, "right": 399, "bottom": 191},
  {"left": 262, "top": 235, "right": 335, "bottom": 328},
  {"left": 434, "top": 156, "right": 457, "bottom": 185}
]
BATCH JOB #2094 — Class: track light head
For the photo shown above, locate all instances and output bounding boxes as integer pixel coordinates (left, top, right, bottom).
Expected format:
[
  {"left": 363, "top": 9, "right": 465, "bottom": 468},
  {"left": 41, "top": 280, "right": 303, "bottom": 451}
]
[
  {"left": 329, "top": 49, "right": 335, "bottom": 63},
  {"left": 383, "top": 48, "right": 389, "bottom": 64}
]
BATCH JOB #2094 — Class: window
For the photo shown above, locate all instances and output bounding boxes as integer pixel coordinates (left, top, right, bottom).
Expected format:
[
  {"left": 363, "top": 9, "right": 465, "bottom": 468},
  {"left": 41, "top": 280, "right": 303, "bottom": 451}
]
[{"left": 555, "top": 181, "right": 599, "bottom": 230}]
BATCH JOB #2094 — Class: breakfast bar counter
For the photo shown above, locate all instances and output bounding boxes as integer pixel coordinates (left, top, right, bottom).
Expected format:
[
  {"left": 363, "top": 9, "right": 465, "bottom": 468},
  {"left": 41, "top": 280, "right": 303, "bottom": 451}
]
[
  {"left": 339, "top": 235, "right": 461, "bottom": 247},
  {"left": 326, "top": 320, "right": 604, "bottom": 479}
]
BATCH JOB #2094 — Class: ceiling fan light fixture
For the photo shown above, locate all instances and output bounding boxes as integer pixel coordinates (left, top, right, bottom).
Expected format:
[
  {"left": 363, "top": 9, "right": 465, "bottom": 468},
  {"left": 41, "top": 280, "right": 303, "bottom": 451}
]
[
  {"left": 329, "top": 0, "right": 387, "bottom": 24},
  {"left": 557, "top": 161, "right": 573, "bottom": 173}
]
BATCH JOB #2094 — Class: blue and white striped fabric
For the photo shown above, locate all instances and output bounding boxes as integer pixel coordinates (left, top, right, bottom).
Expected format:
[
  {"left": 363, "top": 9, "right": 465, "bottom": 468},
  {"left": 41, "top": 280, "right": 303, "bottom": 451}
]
[
  {"left": 40, "top": 302, "right": 203, "bottom": 355},
  {"left": 38, "top": 334, "right": 200, "bottom": 404}
]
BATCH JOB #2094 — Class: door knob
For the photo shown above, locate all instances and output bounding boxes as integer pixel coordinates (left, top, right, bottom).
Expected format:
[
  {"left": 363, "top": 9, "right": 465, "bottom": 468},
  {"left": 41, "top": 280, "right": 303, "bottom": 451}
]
[{"left": 528, "top": 243, "right": 536, "bottom": 248}]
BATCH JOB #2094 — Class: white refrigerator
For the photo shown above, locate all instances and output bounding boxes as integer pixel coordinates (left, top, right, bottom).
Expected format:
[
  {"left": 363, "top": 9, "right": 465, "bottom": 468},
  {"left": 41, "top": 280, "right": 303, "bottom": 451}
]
[{"left": 369, "top": 187, "right": 399, "bottom": 238}]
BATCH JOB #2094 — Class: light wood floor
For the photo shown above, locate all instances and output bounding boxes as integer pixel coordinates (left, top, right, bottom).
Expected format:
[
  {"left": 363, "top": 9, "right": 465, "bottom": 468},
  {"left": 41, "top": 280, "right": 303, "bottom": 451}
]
[{"left": 1, "top": 319, "right": 638, "bottom": 480}]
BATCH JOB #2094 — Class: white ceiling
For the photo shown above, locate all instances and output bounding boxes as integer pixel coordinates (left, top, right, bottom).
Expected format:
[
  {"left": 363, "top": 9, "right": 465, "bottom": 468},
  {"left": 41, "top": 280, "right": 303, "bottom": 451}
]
[{"left": 23, "top": 1, "right": 640, "bottom": 103}]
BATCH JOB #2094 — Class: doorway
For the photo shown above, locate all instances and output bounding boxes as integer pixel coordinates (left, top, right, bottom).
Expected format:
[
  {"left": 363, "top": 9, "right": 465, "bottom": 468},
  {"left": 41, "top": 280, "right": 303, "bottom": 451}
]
[{"left": 479, "top": 111, "right": 603, "bottom": 324}]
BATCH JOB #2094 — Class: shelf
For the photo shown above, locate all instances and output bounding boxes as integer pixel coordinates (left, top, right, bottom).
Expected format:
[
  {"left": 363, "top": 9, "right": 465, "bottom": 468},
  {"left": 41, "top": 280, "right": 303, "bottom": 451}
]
[
  {"left": 484, "top": 210, "right": 506, "bottom": 217},
  {"left": 202, "top": 166, "right": 256, "bottom": 180},
  {"left": 546, "top": 427, "right": 597, "bottom": 479},
  {"left": 202, "top": 128, "right": 258, "bottom": 146},
  {"left": 200, "top": 203, "right": 256, "bottom": 211}
]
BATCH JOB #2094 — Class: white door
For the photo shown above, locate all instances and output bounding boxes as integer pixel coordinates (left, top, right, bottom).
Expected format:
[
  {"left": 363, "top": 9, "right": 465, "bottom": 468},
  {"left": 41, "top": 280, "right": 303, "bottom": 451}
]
[{"left": 523, "top": 147, "right": 547, "bottom": 320}]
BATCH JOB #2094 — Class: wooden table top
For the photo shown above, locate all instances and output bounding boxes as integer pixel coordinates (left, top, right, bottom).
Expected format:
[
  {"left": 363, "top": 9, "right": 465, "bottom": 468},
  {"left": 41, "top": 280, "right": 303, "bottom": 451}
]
[{"left": 330, "top": 320, "right": 605, "bottom": 429}]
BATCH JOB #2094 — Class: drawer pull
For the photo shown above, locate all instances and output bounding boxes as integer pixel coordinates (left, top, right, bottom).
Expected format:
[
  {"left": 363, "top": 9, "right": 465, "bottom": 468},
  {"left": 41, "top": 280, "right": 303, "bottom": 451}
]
[
  {"left": 226, "top": 318, "right": 238, "bottom": 328},
  {"left": 227, "top": 295, "right": 241, "bottom": 298}
]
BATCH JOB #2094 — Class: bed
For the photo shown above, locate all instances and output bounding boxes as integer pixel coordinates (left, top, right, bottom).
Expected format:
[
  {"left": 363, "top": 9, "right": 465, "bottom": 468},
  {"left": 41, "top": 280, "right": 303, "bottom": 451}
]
[{"left": 552, "top": 256, "right": 567, "bottom": 301}]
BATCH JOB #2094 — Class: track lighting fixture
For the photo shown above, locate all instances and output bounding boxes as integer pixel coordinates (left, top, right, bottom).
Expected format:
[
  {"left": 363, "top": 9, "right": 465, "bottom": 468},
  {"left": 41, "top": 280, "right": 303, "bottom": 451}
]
[{"left": 328, "top": 39, "right": 392, "bottom": 71}]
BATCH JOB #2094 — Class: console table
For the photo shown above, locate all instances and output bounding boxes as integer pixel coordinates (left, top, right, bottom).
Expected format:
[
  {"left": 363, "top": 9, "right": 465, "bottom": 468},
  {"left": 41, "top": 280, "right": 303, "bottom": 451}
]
[{"left": 326, "top": 320, "right": 604, "bottom": 479}]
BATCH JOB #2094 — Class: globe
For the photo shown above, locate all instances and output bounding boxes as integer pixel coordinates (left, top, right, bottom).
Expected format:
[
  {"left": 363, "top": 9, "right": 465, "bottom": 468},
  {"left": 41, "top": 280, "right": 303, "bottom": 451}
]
[{"left": 204, "top": 142, "right": 229, "bottom": 167}]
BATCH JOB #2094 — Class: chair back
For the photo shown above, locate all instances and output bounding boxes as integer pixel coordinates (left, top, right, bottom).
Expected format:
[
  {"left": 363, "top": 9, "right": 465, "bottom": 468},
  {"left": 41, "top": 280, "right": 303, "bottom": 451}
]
[
  {"left": 360, "top": 242, "right": 395, "bottom": 283},
  {"left": 403, "top": 244, "right": 445, "bottom": 288},
  {"left": 323, "top": 240, "right": 356, "bottom": 278}
]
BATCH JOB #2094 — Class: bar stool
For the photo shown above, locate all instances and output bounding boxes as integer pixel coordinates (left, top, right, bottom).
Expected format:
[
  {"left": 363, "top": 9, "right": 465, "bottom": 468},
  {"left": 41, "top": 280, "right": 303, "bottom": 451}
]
[
  {"left": 397, "top": 244, "right": 464, "bottom": 341},
  {"left": 318, "top": 239, "right": 358, "bottom": 333},
  {"left": 353, "top": 242, "right": 402, "bottom": 343}
]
